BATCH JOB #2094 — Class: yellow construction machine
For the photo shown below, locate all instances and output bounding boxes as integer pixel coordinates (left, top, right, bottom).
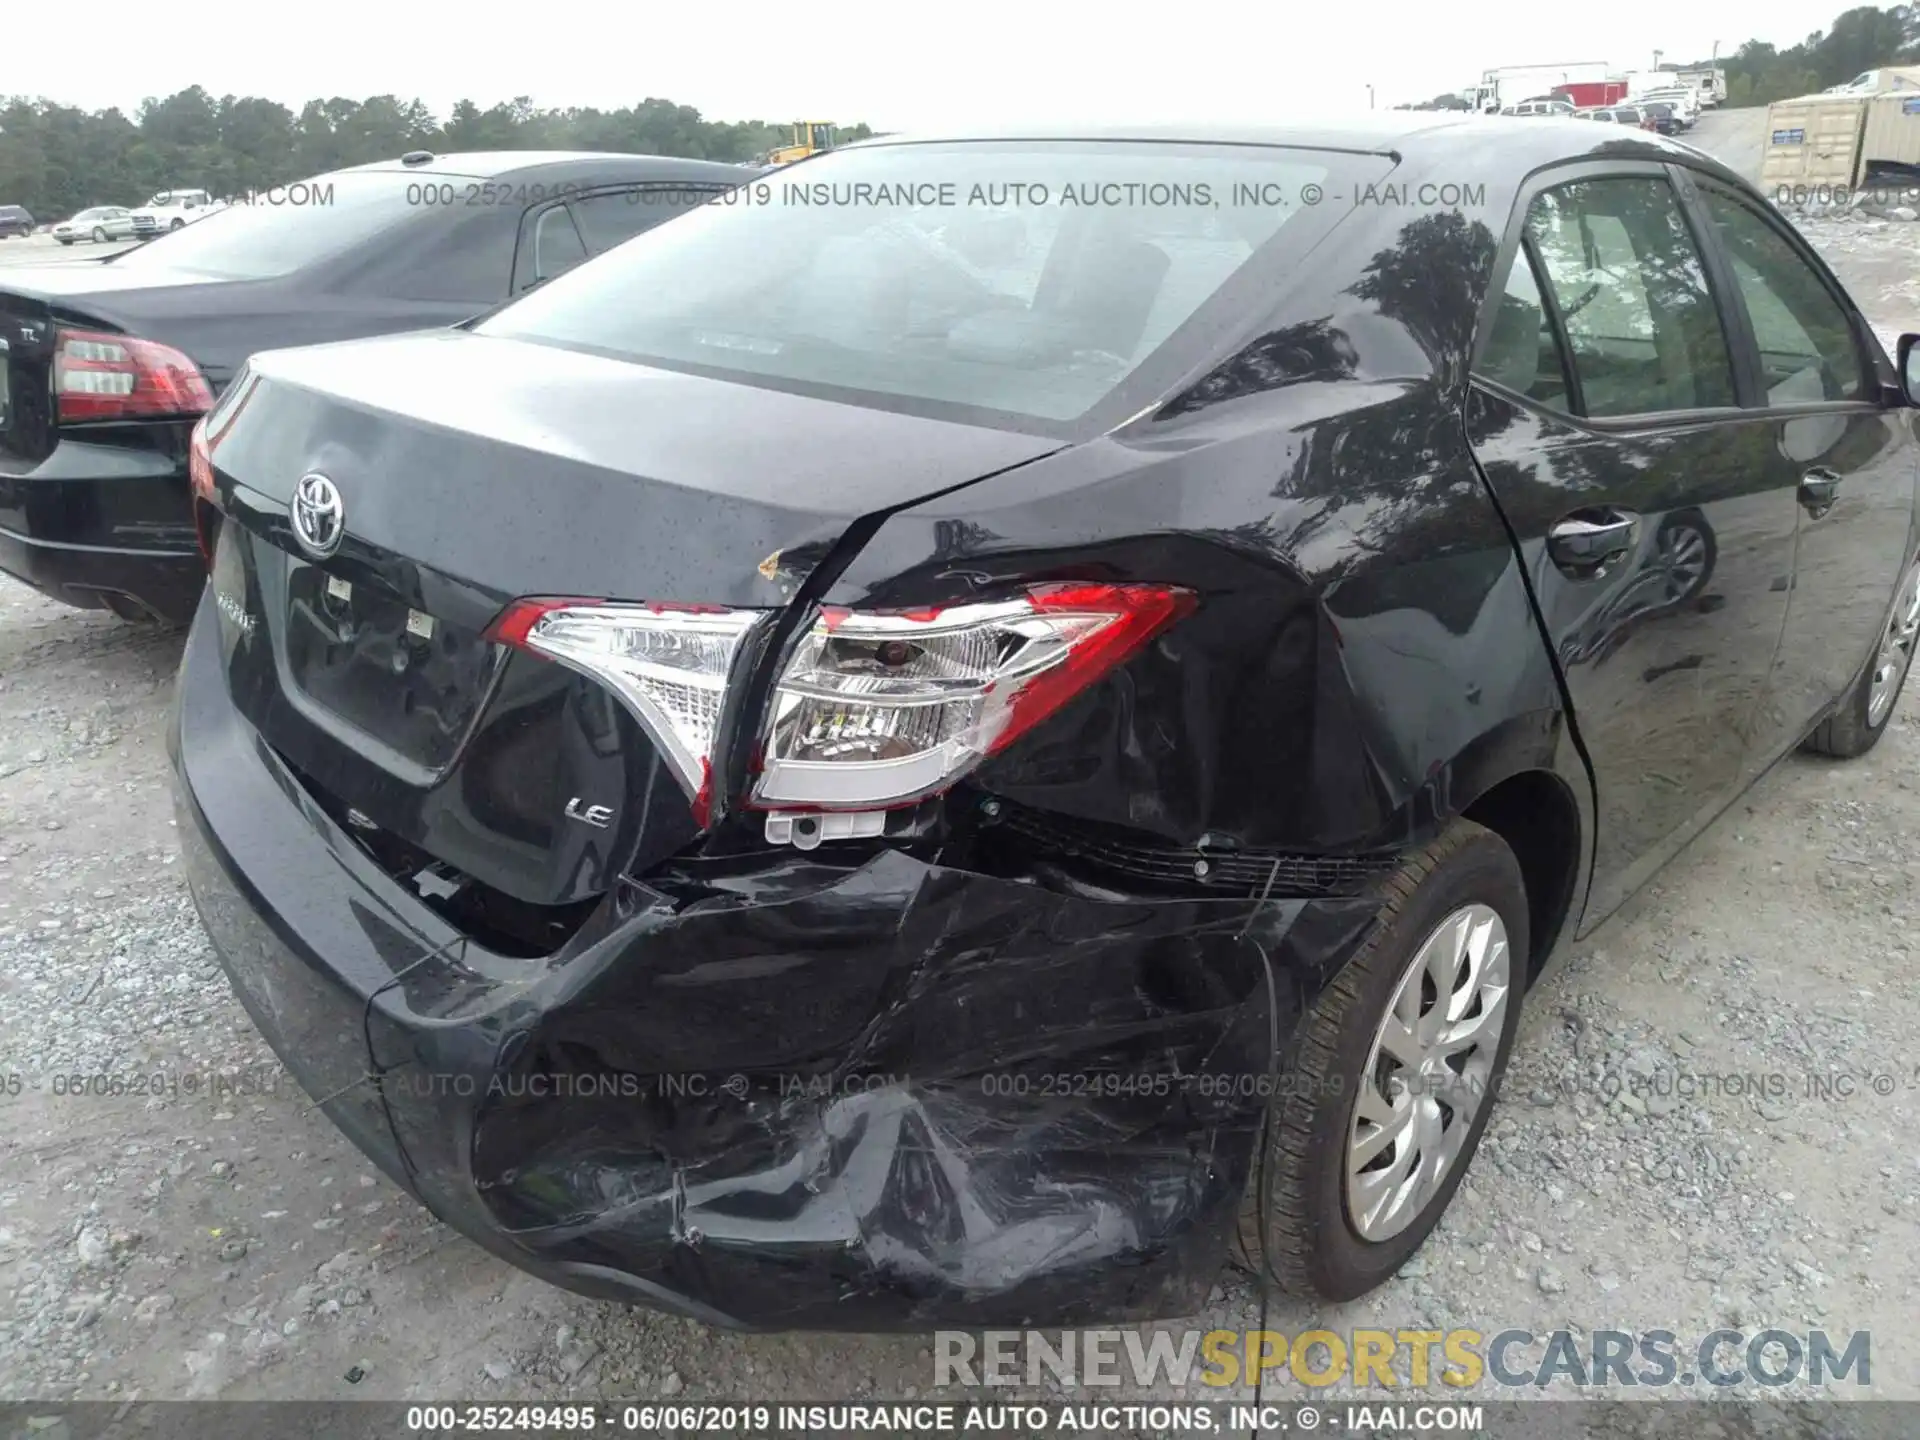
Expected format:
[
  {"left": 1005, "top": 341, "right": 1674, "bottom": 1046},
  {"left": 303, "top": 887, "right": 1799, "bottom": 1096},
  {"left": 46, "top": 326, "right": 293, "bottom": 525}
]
[{"left": 764, "top": 122, "right": 837, "bottom": 166}]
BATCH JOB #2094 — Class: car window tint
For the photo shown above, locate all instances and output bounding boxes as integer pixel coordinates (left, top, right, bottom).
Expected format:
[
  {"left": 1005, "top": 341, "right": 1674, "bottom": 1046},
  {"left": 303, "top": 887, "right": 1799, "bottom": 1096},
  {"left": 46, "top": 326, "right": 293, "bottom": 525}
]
[
  {"left": 519, "top": 205, "right": 587, "bottom": 291},
  {"left": 480, "top": 140, "right": 1354, "bottom": 425},
  {"left": 540, "top": 206, "right": 588, "bottom": 276},
  {"left": 1478, "top": 247, "right": 1571, "bottom": 408},
  {"left": 108, "top": 171, "right": 426, "bottom": 279},
  {"left": 568, "top": 186, "right": 715, "bottom": 255},
  {"left": 1699, "top": 188, "right": 1865, "bottom": 404},
  {"left": 1525, "top": 177, "right": 1736, "bottom": 417}
]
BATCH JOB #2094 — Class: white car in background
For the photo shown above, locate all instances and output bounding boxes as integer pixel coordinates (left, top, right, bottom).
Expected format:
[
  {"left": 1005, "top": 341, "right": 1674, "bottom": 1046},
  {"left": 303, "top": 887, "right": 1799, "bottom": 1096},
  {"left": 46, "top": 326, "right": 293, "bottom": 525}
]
[
  {"left": 130, "top": 188, "right": 225, "bottom": 240},
  {"left": 51, "top": 206, "right": 137, "bottom": 245},
  {"left": 1635, "top": 88, "right": 1700, "bottom": 127}
]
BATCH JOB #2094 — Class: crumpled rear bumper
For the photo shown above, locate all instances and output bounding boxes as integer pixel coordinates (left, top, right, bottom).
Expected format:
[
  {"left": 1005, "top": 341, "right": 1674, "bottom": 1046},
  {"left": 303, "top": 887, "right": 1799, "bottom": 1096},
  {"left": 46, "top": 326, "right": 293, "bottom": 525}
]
[{"left": 170, "top": 596, "right": 1380, "bottom": 1330}]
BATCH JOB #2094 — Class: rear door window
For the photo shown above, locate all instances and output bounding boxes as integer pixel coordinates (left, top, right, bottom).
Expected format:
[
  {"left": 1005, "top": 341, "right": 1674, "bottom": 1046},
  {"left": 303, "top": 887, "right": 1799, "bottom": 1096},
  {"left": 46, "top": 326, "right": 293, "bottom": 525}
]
[
  {"left": 568, "top": 186, "right": 725, "bottom": 255},
  {"left": 1524, "top": 176, "right": 1737, "bottom": 417},
  {"left": 516, "top": 204, "right": 588, "bottom": 292},
  {"left": 1697, "top": 186, "right": 1867, "bottom": 403},
  {"left": 1476, "top": 246, "right": 1573, "bottom": 409}
]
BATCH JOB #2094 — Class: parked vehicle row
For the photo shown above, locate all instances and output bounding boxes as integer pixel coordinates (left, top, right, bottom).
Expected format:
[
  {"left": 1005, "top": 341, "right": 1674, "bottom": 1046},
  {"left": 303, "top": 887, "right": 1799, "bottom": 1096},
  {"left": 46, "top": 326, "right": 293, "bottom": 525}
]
[
  {"left": 1467, "top": 63, "right": 1726, "bottom": 115},
  {"left": 9, "top": 118, "right": 1920, "bottom": 1335}
]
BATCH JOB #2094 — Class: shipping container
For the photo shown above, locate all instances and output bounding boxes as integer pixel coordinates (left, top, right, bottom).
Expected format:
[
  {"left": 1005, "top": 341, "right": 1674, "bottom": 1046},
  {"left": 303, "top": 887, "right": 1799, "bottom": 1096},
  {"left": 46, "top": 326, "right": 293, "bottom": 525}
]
[
  {"left": 1554, "top": 80, "right": 1628, "bottom": 108},
  {"left": 1862, "top": 90, "right": 1920, "bottom": 177},
  {"left": 1759, "top": 95, "right": 1870, "bottom": 193}
]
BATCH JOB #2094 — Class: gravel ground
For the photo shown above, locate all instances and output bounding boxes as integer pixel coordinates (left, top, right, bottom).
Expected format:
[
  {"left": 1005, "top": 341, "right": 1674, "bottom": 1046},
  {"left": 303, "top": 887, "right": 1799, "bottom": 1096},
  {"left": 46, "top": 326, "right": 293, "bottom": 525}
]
[{"left": 3, "top": 197, "right": 1919, "bottom": 1423}]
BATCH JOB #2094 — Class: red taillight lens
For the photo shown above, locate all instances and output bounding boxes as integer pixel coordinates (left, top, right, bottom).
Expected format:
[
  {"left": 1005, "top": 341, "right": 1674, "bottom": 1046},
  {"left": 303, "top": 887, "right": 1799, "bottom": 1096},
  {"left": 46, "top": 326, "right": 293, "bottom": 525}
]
[
  {"left": 751, "top": 582, "right": 1194, "bottom": 811},
  {"left": 53, "top": 327, "right": 214, "bottom": 423}
]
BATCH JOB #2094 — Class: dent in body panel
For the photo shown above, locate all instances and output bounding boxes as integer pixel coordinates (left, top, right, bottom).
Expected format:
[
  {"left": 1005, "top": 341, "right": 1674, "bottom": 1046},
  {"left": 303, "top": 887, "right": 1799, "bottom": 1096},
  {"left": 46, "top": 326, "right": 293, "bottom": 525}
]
[
  {"left": 427, "top": 855, "right": 1383, "bottom": 1328},
  {"left": 824, "top": 197, "right": 1567, "bottom": 862}
]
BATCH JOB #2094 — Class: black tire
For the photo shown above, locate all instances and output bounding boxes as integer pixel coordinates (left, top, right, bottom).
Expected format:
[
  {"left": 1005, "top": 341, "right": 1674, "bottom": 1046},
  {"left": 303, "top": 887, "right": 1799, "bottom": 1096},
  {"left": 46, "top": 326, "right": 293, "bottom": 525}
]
[
  {"left": 1232, "top": 820, "right": 1529, "bottom": 1300},
  {"left": 58, "top": 236, "right": 74, "bottom": 246},
  {"left": 169, "top": 218, "right": 185, "bottom": 231},
  {"left": 92, "top": 227, "right": 108, "bottom": 243},
  {"left": 1803, "top": 561, "right": 1920, "bottom": 759}
]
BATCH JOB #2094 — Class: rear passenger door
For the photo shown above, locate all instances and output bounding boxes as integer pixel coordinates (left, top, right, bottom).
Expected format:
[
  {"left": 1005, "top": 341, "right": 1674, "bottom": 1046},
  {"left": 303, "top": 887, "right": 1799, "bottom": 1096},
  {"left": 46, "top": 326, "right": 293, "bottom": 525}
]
[
  {"left": 1465, "top": 163, "right": 1801, "bottom": 928},
  {"left": 1686, "top": 177, "right": 1916, "bottom": 766}
]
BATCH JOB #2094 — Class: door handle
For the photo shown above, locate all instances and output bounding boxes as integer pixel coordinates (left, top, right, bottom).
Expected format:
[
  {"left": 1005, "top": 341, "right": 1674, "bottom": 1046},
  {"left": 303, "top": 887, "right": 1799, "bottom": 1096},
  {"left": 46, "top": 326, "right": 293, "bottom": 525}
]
[
  {"left": 1548, "top": 510, "right": 1638, "bottom": 574},
  {"left": 1799, "top": 467, "right": 1842, "bottom": 513}
]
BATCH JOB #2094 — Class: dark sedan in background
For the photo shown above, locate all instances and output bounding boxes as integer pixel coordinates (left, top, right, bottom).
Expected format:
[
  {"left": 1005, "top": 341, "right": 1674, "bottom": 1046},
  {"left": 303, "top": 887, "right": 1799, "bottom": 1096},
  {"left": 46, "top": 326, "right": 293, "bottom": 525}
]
[
  {"left": 0, "top": 150, "right": 748, "bottom": 623},
  {"left": 175, "top": 117, "right": 1920, "bottom": 1328}
]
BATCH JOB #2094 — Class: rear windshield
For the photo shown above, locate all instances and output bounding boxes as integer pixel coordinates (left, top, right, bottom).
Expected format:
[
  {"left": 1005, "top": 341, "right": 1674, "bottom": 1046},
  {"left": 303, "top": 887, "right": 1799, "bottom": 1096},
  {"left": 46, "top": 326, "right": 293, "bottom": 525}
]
[
  {"left": 110, "top": 172, "right": 424, "bottom": 279},
  {"left": 478, "top": 140, "right": 1357, "bottom": 426}
]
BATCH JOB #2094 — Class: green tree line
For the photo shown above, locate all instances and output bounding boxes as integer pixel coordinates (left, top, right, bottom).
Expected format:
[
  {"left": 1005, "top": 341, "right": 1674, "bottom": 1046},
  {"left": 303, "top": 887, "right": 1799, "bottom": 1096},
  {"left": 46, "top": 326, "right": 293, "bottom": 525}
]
[
  {"left": 1399, "top": 2, "right": 1920, "bottom": 110},
  {"left": 0, "top": 89, "right": 875, "bottom": 220},
  {"left": 1712, "top": 2, "right": 1918, "bottom": 104}
]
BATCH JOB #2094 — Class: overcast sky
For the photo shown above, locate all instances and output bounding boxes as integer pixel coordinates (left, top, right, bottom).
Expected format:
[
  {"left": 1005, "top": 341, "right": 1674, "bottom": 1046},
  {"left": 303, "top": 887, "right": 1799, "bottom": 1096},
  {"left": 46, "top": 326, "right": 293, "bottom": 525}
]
[{"left": 13, "top": 0, "right": 1830, "bottom": 125}]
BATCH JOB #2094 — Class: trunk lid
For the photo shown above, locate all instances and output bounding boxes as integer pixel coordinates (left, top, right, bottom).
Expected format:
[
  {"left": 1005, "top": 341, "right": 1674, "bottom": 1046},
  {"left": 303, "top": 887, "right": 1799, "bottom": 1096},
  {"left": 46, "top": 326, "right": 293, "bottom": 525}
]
[{"left": 203, "top": 328, "right": 1061, "bottom": 943}]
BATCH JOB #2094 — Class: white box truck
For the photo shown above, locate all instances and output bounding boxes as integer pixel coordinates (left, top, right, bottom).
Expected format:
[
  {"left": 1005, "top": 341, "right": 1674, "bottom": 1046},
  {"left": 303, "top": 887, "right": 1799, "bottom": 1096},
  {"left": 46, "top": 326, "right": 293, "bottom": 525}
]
[{"left": 1474, "top": 61, "right": 1614, "bottom": 112}]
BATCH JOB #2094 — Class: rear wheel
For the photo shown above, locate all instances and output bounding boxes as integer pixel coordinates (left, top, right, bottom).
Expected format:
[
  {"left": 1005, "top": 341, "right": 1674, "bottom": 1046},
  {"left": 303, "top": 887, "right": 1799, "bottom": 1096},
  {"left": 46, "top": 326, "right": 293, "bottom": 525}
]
[
  {"left": 1232, "top": 821, "right": 1528, "bottom": 1300},
  {"left": 1803, "top": 558, "right": 1920, "bottom": 759}
]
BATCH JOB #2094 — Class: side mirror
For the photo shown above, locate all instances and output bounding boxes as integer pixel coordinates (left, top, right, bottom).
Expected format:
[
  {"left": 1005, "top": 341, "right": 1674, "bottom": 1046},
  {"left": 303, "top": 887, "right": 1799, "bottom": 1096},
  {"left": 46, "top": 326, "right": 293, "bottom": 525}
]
[{"left": 1901, "top": 334, "right": 1920, "bottom": 407}]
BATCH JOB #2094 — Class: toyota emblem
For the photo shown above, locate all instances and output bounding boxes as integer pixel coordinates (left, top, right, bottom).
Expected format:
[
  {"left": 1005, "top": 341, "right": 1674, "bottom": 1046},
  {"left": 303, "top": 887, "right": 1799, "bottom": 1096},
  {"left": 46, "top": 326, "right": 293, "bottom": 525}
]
[{"left": 291, "top": 473, "right": 345, "bottom": 558}]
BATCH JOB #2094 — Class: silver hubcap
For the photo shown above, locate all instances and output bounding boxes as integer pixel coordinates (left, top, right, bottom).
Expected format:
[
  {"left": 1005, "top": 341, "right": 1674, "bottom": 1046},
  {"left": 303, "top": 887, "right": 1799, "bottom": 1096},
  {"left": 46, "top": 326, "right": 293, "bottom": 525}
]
[
  {"left": 1868, "top": 565, "right": 1920, "bottom": 728},
  {"left": 1345, "top": 903, "right": 1511, "bottom": 1243}
]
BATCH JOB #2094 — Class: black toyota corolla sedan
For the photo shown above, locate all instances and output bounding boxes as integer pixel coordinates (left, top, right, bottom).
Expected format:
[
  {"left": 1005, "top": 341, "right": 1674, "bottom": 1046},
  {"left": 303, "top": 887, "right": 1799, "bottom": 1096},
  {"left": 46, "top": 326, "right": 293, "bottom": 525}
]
[
  {"left": 0, "top": 150, "right": 750, "bottom": 624},
  {"left": 171, "top": 116, "right": 1920, "bottom": 1329}
]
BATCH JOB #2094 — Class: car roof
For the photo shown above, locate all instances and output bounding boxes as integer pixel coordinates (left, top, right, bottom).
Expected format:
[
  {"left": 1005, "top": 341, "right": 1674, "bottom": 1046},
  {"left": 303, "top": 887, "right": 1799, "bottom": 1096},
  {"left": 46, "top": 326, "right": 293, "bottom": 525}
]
[
  {"left": 330, "top": 150, "right": 748, "bottom": 183},
  {"left": 843, "top": 115, "right": 1729, "bottom": 177}
]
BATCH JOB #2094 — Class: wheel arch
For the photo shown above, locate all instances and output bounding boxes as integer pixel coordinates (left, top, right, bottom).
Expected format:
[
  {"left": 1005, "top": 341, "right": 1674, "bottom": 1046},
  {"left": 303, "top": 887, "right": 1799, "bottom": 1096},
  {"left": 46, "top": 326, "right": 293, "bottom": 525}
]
[
  {"left": 1461, "top": 767, "right": 1584, "bottom": 979},
  {"left": 1417, "top": 714, "right": 1592, "bottom": 980}
]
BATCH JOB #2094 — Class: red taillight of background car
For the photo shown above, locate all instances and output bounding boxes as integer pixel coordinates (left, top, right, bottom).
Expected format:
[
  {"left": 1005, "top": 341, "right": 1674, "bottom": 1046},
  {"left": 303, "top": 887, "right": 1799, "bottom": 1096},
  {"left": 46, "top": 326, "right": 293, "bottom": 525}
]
[
  {"left": 486, "top": 583, "right": 1195, "bottom": 827},
  {"left": 52, "top": 327, "right": 214, "bottom": 423}
]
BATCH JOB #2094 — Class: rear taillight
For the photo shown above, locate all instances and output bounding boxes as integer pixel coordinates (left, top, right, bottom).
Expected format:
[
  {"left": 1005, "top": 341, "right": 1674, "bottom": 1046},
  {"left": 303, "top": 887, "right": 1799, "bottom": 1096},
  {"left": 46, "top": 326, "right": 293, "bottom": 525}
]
[
  {"left": 189, "top": 416, "right": 215, "bottom": 503},
  {"left": 189, "top": 416, "right": 217, "bottom": 565},
  {"left": 53, "top": 327, "right": 213, "bottom": 423},
  {"left": 751, "top": 582, "right": 1193, "bottom": 811},
  {"left": 486, "top": 582, "right": 1192, "bottom": 829},
  {"left": 486, "top": 600, "right": 764, "bottom": 825}
]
